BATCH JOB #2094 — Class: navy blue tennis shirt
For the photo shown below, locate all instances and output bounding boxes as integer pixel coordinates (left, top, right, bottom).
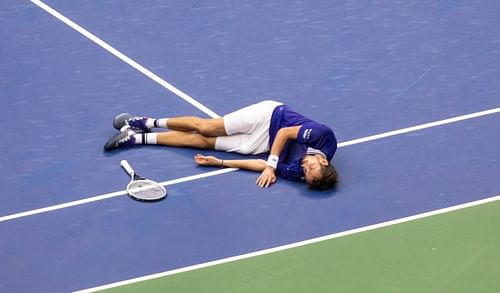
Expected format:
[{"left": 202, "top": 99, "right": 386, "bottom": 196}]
[{"left": 268, "top": 105, "right": 337, "bottom": 181}]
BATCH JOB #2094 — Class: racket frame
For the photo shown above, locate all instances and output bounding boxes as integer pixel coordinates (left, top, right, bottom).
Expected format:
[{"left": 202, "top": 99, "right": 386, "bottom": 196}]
[{"left": 120, "top": 160, "right": 167, "bottom": 202}]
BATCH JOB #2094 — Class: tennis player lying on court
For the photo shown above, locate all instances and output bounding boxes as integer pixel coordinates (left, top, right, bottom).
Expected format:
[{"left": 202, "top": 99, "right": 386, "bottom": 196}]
[{"left": 104, "top": 100, "right": 338, "bottom": 190}]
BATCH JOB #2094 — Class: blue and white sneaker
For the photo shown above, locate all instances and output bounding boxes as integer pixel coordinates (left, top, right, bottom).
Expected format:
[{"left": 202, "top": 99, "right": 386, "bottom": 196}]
[
  {"left": 113, "top": 113, "right": 150, "bottom": 133},
  {"left": 104, "top": 130, "right": 136, "bottom": 151}
]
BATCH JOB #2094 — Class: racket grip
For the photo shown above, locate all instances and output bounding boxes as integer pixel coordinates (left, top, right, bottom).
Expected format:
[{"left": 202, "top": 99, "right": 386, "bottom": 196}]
[{"left": 120, "top": 160, "right": 135, "bottom": 176}]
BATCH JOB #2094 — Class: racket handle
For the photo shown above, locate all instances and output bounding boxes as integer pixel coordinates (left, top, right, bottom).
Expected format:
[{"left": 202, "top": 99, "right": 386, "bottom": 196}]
[{"left": 120, "top": 160, "right": 135, "bottom": 176}]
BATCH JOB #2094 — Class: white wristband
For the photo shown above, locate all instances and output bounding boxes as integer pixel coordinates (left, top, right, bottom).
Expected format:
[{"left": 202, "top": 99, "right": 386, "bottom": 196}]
[{"left": 267, "top": 154, "right": 279, "bottom": 169}]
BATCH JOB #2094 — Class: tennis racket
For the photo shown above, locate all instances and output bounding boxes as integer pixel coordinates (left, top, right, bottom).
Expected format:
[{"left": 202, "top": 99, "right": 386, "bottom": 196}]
[{"left": 120, "top": 160, "right": 167, "bottom": 202}]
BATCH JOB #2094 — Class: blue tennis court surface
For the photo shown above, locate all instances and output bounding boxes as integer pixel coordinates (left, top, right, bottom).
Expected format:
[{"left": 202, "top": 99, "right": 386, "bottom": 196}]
[{"left": 1, "top": 1, "right": 500, "bottom": 292}]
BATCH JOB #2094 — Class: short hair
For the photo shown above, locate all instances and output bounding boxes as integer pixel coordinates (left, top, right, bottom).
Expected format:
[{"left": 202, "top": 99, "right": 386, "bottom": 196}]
[{"left": 307, "top": 164, "right": 338, "bottom": 191}]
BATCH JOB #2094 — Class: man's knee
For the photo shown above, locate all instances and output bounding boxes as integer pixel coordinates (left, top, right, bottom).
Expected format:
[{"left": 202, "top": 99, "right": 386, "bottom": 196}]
[
  {"left": 190, "top": 134, "right": 216, "bottom": 149},
  {"left": 200, "top": 136, "right": 216, "bottom": 149},
  {"left": 197, "top": 123, "right": 216, "bottom": 136}
]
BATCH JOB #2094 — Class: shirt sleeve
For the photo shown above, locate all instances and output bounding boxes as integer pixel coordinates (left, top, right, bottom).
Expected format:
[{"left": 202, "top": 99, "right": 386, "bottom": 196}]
[
  {"left": 296, "top": 122, "right": 337, "bottom": 160},
  {"left": 276, "top": 161, "right": 304, "bottom": 181}
]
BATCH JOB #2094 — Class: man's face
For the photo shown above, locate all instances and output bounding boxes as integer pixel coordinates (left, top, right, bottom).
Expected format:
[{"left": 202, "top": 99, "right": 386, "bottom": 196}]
[{"left": 301, "top": 155, "right": 327, "bottom": 183}]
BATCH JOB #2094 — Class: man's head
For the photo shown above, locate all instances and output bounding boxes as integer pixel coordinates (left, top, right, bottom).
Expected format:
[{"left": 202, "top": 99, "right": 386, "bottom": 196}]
[{"left": 301, "top": 154, "right": 338, "bottom": 190}]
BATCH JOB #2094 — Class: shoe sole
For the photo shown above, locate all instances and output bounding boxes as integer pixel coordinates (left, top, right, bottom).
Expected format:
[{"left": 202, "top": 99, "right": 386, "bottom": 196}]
[
  {"left": 104, "top": 131, "right": 128, "bottom": 151},
  {"left": 113, "top": 113, "right": 133, "bottom": 130}
]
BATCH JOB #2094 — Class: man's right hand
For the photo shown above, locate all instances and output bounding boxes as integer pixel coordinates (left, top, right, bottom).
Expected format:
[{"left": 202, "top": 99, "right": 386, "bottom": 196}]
[
  {"left": 194, "top": 154, "right": 221, "bottom": 166},
  {"left": 256, "top": 166, "right": 277, "bottom": 188}
]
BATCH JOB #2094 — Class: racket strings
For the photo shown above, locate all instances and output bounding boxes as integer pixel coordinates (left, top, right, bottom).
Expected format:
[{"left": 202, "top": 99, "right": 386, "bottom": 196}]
[{"left": 128, "top": 180, "right": 166, "bottom": 200}]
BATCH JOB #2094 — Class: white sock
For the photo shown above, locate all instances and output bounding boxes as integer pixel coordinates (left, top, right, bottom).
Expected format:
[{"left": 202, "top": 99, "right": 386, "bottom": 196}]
[
  {"left": 154, "top": 118, "right": 169, "bottom": 129},
  {"left": 145, "top": 118, "right": 156, "bottom": 129},
  {"left": 133, "top": 133, "right": 158, "bottom": 145}
]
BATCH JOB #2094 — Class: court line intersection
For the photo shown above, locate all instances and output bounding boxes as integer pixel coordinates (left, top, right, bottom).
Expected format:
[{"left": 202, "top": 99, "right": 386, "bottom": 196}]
[{"left": 15, "top": 1, "right": 500, "bottom": 291}]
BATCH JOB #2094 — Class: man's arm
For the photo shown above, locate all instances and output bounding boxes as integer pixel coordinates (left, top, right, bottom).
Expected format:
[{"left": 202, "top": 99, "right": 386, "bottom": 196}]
[
  {"left": 256, "top": 126, "right": 301, "bottom": 188},
  {"left": 268, "top": 126, "right": 301, "bottom": 156},
  {"left": 194, "top": 125, "right": 301, "bottom": 188},
  {"left": 194, "top": 154, "right": 266, "bottom": 172}
]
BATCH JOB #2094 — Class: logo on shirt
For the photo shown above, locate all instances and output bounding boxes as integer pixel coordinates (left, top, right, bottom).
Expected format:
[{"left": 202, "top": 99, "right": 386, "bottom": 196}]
[{"left": 303, "top": 128, "right": 312, "bottom": 141}]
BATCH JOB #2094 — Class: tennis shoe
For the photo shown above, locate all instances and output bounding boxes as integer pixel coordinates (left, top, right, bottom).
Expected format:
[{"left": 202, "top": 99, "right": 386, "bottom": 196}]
[
  {"left": 104, "top": 130, "right": 136, "bottom": 151},
  {"left": 127, "top": 116, "right": 151, "bottom": 133},
  {"left": 113, "top": 113, "right": 150, "bottom": 133}
]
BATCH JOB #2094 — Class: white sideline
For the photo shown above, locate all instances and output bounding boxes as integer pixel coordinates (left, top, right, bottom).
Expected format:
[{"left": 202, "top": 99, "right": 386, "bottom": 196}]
[
  {"left": 336, "top": 107, "right": 500, "bottom": 147},
  {"left": 2, "top": 106, "right": 499, "bottom": 223},
  {"left": 0, "top": 168, "right": 237, "bottom": 223},
  {"left": 74, "top": 193, "right": 500, "bottom": 292}
]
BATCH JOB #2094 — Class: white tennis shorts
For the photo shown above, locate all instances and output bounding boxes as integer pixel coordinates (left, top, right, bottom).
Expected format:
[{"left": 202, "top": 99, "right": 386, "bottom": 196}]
[{"left": 215, "top": 100, "right": 283, "bottom": 155}]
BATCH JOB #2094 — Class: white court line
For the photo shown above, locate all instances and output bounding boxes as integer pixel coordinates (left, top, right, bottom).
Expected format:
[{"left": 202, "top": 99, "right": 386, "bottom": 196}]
[
  {"left": 336, "top": 107, "right": 500, "bottom": 147},
  {"left": 2, "top": 106, "right": 500, "bottom": 223},
  {"left": 74, "top": 193, "right": 500, "bottom": 292},
  {"left": 0, "top": 168, "right": 237, "bottom": 223},
  {"left": 30, "top": 0, "right": 220, "bottom": 119}
]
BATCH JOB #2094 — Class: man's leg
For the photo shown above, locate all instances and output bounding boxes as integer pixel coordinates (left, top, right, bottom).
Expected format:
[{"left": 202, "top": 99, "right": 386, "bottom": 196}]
[
  {"left": 155, "top": 130, "right": 217, "bottom": 149},
  {"left": 104, "top": 129, "right": 217, "bottom": 151},
  {"left": 106, "top": 100, "right": 279, "bottom": 151},
  {"left": 118, "top": 114, "right": 226, "bottom": 137},
  {"left": 164, "top": 117, "right": 226, "bottom": 137}
]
